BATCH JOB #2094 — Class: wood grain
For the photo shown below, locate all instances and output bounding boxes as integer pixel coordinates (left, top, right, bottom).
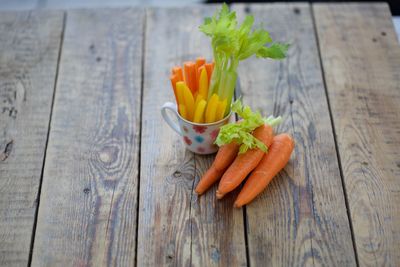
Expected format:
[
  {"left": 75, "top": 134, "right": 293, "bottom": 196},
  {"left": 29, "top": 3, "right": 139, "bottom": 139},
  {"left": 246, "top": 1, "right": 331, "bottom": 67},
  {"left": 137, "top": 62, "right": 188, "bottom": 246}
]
[
  {"left": 31, "top": 9, "right": 144, "bottom": 266},
  {"left": 233, "top": 3, "right": 357, "bottom": 266},
  {"left": 0, "top": 10, "right": 63, "bottom": 266},
  {"left": 137, "top": 7, "right": 247, "bottom": 266},
  {"left": 314, "top": 3, "right": 400, "bottom": 266}
]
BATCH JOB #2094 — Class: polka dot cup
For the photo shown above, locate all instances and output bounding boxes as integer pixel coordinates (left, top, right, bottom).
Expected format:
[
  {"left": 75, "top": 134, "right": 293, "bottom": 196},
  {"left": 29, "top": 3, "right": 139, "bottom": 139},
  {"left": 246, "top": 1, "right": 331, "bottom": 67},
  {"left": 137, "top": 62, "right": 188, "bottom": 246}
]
[{"left": 161, "top": 102, "right": 232, "bottom": 155}]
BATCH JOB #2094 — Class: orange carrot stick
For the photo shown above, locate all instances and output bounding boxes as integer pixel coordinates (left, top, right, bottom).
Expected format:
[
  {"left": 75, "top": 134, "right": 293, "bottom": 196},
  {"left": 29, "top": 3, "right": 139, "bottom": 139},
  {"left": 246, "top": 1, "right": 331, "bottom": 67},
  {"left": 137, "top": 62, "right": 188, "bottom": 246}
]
[
  {"left": 195, "top": 142, "right": 240, "bottom": 195},
  {"left": 195, "top": 57, "right": 206, "bottom": 84},
  {"left": 195, "top": 57, "right": 206, "bottom": 70},
  {"left": 172, "top": 66, "right": 184, "bottom": 81},
  {"left": 234, "top": 134, "right": 294, "bottom": 207},
  {"left": 184, "top": 61, "right": 197, "bottom": 94},
  {"left": 205, "top": 62, "right": 214, "bottom": 84},
  {"left": 216, "top": 124, "right": 274, "bottom": 199},
  {"left": 170, "top": 74, "right": 180, "bottom": 104}
]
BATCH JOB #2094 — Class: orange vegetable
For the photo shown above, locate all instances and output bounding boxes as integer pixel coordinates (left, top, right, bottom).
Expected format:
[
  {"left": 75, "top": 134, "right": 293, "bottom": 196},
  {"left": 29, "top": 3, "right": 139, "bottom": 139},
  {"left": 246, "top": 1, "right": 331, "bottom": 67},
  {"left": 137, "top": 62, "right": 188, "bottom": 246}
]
[
  {"left": 234, "top": 134, "right": 294, "bottom": 207},
  {"left": 195, "top": 57, "right": 206, "bottom": 70},
  {"left": 170, "top": 74, "right": 180, "bottom": 104},
  {"left": 195, "top": 57, "right": 206, "bottom": 84},
  {"left": 215, "top": 99, "right": 227, "bottom": 121},
  {"left": 172, "top": 66, "right": 184, "bottom": 81},
  {"left": 198, "top": 66, "right": 208, "bottom": 99},
  {"left": 184, "top": 61, "right": 197, "bottom": 94},
  {"left": 193, "top": 99, "right": 207, "bottom": 123},
  {"left": 195, "top": 142, "right": 240, "bottom": 195},
  {"left": 205, "top": 62, "right": 214, "bottom": 84},
  {"left": 176, "top": 81, "right": 195, "bottom": 121},
  {"left": 205, "top": 94, "right": 219, "bottom": 123},
  {"left": 216, "top": 124, "right": 274, "bottom": 199},
  {"left": 179, "top": 104, "right": 188, "bottom": 120}
]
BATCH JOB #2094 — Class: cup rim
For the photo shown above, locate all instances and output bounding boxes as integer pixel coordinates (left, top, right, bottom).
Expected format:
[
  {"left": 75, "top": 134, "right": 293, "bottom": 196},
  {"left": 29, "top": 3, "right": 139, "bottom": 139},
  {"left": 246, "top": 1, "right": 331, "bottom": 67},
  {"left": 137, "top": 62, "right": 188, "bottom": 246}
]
[{"left": 177, "top": 110, "right": 232, "bottom": 126}]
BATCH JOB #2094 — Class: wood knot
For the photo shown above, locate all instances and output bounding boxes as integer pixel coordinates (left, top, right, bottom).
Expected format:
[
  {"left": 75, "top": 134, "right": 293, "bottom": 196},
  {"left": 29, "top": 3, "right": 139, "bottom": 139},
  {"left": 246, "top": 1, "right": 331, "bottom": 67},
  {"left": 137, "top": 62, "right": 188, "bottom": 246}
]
[
  {"left": 173, "top": 171, "right": 182, "bottom": 177},
  {"left": 0, "top": 140, "right": 13, "bottom": 161},
  {"left": 83, "top": 188, "right": 90, "bottom": 194},
  {"left": 293, "top": 7, "right": 301, "bottom": 15},
  {"left": 98, "top": 145, "right": 118, "bottom": 164},
  {"left": 381, "top": 31, "right": 386, "bottom": 36},
  {"left": 372, "top": 38, "right": 377, "bottom": 42}
]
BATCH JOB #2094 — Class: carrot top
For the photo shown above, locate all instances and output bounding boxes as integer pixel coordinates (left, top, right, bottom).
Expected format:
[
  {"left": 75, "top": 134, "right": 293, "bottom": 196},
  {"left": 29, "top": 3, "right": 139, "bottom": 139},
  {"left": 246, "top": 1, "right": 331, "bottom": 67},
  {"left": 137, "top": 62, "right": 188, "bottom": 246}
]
[{"left": 214, "top": 100, "right": 282, "bottom": 154}]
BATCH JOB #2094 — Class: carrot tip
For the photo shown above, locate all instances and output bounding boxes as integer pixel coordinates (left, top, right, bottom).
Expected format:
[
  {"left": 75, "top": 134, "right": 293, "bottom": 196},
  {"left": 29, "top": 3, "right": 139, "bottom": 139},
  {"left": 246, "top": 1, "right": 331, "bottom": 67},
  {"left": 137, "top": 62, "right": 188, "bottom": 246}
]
[
  {"left": 233, "top": 202, "right": 242, "bottom": 208},
  {"left": 216, "top": 191, "right": 224, "bottom": 199}
]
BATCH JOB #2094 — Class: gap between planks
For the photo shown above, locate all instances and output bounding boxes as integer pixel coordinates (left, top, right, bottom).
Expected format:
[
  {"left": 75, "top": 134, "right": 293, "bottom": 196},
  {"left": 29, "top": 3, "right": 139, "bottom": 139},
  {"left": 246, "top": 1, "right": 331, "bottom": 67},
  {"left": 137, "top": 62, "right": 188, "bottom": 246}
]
[
  {"left": 309, "top": 4, "right": 360, "bottom": 266},
  {"left": 27, "top": 12, "right": 67, "bottom": 266}
]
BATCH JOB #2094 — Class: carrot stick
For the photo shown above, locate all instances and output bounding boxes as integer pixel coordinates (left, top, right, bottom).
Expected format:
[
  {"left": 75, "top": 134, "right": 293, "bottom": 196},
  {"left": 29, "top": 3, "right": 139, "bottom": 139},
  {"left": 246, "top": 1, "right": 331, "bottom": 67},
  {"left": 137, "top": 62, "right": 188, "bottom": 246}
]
[
  {"left": 216, "top": 124, "right": 274, "bottom": 199},
  {"left": 178, "top": 104, "right": 188, "bottom": 120},
  {"left": 170, "top": 74, "right": 180, "bottom": 104},
  {"left": 198, "top": 66, "right": 208, "bottom": 99},
  {"left": 234, "top": 134, "right": 294, "bottom": 207},
  {"left": 184, "top": 61, "right": 197, "bottom": 94},
  {"left": 194, "top": 94, "right": 204, "bottom": 108},
  {"left": 172, "top": 66, "right": 184, "bottom": 81},
  {"left": 193, "top": 99, "right": 207, "bottom": 123},
  {"left": 205, "top": 94, "right": 219, "bottom": 123},
  {"left": 205, "top": 62, "right": 214, "bottom": 84},
  {"left": 176, "top": 81, "right": 185, "bottom": 107},
  {"left": 195, "top": 57, "right": 206, "bottom": 69},
  {"left": 195, "top": 142, "right": 240, "bottom": 195},
  {"left": 215, "top": 99, "right": 227, "bottom": 121},
  {"left": 195, "top": 57, "right": 206, "bottom": 84}
]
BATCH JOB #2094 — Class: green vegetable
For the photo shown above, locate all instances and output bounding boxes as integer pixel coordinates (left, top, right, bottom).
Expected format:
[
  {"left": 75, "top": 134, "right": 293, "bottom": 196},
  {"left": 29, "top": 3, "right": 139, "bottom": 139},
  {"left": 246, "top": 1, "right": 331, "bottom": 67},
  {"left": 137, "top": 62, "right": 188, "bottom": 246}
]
[
  {"left": 199, "top": 3, "right": 289, "bottom": 113},
  {"left": 215, "top": 99, "right": 282, "bottom": 154}
]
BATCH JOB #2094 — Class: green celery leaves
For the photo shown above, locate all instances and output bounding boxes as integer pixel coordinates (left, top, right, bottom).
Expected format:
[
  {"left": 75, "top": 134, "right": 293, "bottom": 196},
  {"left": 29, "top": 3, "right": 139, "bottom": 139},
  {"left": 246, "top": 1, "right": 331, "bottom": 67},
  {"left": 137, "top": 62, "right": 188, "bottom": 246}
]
[{"left": 214, "top": 100, "right": 282, "bottom": 154}]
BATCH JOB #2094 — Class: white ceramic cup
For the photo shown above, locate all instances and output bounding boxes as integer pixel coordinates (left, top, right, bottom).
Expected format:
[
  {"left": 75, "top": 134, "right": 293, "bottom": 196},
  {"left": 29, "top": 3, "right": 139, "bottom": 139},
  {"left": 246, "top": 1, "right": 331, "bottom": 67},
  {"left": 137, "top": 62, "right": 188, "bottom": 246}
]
[{"left": 161, "top": 102, "right": 232, "bottom": 155}]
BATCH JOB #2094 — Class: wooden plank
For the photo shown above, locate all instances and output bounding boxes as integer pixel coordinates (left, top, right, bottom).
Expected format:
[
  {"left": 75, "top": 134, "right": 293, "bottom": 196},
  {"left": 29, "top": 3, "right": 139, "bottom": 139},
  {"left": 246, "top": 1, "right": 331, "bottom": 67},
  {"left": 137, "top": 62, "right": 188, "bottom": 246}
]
[
  {"left": 232, "top": 3, "right": 357, "bottom": 266},
  {"left": 137, "top": 7, "right": 247, "bottom": 266},
  {"left": 31, "top": 8, "right": 144, "bottom": 266},
  {"left": 0, "top": 10, "right": 63, "bottom": 266},
  {"left": 314, "top": 3, "right": 400, "bottom": 266},
  {"left": 0, "top": 0, "right": 38, "bottom": 10}
]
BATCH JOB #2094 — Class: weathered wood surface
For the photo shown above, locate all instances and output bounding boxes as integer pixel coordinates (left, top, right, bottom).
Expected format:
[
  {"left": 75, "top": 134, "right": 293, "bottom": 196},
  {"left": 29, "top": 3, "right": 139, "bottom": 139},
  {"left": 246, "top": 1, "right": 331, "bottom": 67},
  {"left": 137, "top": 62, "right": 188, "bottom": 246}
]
[
  {"left": 0, "top": 11, "right": 63, "bottom": 266},
  {"left": 233, "top": 3, "right": 357, "bottom": 266},
  {"left": 137, "top": 7, "right": 247, "bottom": 267},
  {"left": 314, "top": 3, "right": 400, "bottom": 266},
  {"left": 31, "top": 9, "right": 144, "bottom": 266}
]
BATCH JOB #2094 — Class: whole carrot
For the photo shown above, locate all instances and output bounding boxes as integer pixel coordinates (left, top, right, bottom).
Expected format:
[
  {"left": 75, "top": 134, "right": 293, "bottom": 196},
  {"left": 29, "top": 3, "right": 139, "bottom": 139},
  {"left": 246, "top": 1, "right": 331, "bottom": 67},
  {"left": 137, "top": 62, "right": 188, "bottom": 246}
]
[
  {"left": 195, "top": 142, "right": 239, "bottom": 195},
  {"left": 216, "top": 124, "right": 274, "bottom": 199},
  {"left": 234, "top": 134, "right": 294, "bottom": 207}
]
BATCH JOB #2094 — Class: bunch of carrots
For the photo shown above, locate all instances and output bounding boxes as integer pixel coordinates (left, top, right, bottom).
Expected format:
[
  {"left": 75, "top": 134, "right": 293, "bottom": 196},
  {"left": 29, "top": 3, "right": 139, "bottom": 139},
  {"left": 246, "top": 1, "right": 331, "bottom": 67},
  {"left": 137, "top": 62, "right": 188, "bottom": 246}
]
[
  {"left": 170, "top": 58, "right": 228, "bottom": 123},
  {"left": 195, "top": 101, "right": 295, "bottom": 207}
]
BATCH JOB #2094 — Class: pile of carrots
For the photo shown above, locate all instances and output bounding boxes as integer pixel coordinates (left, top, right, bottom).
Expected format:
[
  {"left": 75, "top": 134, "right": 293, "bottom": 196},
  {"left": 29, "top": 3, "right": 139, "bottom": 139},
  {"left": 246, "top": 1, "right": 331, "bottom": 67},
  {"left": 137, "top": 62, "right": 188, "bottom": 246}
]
[
  {"left": 195, "top": 124, "right": 295, "bottom": 207},
  {"left": 170, "top": 58, "right": 228, "bottom": 123}
]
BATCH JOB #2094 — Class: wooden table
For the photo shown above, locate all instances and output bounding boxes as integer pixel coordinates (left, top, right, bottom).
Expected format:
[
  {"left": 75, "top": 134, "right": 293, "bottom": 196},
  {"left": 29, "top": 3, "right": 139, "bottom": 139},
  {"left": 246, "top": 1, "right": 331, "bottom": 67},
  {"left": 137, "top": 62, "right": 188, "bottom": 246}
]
[{"left": 0, "top": 3, "right": 399, "bottom": 266}]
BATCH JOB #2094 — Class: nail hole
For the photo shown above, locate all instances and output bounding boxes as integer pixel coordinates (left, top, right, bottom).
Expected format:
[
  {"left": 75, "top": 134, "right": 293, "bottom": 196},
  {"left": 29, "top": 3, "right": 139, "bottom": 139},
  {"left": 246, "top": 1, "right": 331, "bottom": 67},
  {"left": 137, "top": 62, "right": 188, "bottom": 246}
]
[
  {"left": 83, "top": 188, "right": 90, "bottom": 194},
  {"left": 372, "top": 38, "right": 377, "bottom": 42},
  {"left": 96, "top": 56, "right": 102, "bottom": 62},
  {"left": 89, "top": 44, "right": 95, "bottom": 51},
  {"left": 381, "top": 31, "right": 386, "bottom": 36},
  {"left": 293, "top": 7, "right": 301, "bottom": 14},
  {"left": 289, "top": 99, "right": 294, "bottom": 104},
  {"left": 244, "top": 6, "right": 251, "bottom": 13},
  {"left": 173, "top": 171, "right": 182, "bottom": 177}
]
